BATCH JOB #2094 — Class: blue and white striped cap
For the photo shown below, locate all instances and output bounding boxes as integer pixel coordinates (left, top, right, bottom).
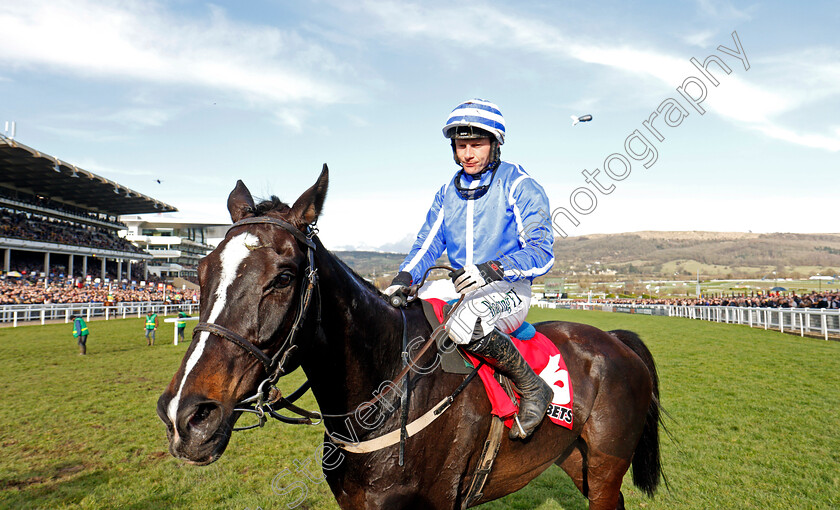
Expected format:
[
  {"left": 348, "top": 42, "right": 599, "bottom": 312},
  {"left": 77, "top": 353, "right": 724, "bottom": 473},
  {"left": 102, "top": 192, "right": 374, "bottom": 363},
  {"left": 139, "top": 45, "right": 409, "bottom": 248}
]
[{"left": 442, "top": 98, "right": 506, "bottom": 145}]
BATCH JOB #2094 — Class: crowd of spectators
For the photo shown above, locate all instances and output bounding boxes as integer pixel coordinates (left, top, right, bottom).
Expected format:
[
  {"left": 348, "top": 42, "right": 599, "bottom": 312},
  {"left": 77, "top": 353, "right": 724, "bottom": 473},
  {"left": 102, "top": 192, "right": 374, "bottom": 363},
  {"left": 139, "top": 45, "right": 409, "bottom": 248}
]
[
  {"left": 0, "top": 188, "right": 125, "bottom": 227},
  {"left": 591, "top": 291, "right": 840, "bottom": 309},
  {"left": 0, "top": 276, "right": 198, "bottom": 305},
  {"left": 1, "top": 209, "right": 143, "bottom": 254}
]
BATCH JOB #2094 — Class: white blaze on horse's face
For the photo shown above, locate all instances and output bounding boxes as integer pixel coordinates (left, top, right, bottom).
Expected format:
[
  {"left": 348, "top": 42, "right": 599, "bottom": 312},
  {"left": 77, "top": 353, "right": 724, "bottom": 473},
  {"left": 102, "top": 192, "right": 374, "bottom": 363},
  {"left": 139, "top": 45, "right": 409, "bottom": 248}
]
[{"left": 166, "top": 232, "right": 260, "bottom": 428}]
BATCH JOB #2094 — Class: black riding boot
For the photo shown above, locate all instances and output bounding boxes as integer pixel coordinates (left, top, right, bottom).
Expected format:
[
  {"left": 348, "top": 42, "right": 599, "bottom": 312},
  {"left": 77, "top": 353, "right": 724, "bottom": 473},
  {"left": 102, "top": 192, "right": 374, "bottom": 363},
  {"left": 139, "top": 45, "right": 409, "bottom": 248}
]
[{"left": 465, "top": 329, "right": 553, "bottom": 439}]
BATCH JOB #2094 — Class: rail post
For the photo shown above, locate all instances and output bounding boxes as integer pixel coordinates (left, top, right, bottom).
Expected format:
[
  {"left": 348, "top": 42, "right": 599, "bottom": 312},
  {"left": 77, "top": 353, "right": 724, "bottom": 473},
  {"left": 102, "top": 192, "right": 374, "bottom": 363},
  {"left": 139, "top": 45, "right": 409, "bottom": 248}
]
[
  {"left": 799, "top": 311, "right": 804, "bottom": 337},
  {"left": 821, "top": 312, "right": 828, "bottom": 341}
]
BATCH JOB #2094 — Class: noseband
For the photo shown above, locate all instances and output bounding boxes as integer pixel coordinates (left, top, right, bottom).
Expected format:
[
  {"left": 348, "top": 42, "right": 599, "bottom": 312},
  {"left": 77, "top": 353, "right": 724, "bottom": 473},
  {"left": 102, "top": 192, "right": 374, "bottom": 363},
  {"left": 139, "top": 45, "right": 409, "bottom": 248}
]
[{"left": 193, "top": 215, "right": 320, "bottom": 428}]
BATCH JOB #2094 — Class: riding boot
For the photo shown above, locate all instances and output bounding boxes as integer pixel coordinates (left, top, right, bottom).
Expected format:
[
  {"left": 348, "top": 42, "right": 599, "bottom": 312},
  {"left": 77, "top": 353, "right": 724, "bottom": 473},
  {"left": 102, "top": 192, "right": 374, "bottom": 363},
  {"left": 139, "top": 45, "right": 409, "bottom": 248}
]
[{"left": 465, "top": 329, "right": 553, "bottom": 440}]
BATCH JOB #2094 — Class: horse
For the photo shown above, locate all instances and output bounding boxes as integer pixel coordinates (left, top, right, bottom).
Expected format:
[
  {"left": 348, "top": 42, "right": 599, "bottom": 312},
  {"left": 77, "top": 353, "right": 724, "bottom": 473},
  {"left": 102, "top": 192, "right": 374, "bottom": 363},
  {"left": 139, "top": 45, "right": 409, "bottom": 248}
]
[{"left": 157, "top": 165, "right": 665, "bottom": 509}]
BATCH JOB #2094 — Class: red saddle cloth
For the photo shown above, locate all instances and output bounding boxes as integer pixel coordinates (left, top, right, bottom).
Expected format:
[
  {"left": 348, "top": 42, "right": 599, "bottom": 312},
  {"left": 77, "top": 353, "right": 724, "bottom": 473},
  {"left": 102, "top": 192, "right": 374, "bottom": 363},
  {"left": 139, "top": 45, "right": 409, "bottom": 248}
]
[{"left": 426, "top": 299, "right": 573, "bottom": 430}]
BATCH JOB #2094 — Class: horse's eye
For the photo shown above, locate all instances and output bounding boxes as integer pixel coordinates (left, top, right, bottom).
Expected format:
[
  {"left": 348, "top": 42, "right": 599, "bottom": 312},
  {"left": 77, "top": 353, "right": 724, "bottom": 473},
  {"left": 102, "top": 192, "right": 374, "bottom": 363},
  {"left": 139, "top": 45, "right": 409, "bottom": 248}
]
[{"left": 273, "top": 273, "right": 294, "bottom": 289}]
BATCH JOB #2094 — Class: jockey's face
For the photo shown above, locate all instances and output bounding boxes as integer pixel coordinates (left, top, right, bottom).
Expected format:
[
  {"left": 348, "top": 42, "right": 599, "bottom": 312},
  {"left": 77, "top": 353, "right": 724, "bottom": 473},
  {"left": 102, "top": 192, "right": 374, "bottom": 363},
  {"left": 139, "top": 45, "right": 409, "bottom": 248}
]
[{"left": 454, "top": 137, "right": 492, "bottom": 175}]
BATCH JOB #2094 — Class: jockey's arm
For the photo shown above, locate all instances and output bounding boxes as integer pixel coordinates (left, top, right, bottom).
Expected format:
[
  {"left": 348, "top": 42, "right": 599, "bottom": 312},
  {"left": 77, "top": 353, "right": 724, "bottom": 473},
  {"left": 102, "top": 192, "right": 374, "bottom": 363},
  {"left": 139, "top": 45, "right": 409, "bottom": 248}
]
[
  {"left": 398, "top": 185, "right": 447, "bottom": 285},
  {"left": 496, "top": 178, "right": 555, "bottom": 282}
]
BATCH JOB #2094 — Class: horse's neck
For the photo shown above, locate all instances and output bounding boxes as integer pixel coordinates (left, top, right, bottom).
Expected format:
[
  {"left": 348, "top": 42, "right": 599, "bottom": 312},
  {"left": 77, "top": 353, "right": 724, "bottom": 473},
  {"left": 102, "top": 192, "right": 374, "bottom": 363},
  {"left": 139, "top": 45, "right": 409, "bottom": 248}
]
[{"left": 301, "top": 245, "right": 407, "bottom": 418}]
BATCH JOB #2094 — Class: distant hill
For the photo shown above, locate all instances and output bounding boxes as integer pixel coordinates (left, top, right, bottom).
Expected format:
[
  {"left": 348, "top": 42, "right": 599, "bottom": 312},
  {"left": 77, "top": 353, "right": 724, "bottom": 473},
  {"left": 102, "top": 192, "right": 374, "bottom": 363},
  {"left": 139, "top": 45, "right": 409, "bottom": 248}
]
[
  {"left": 335, "top": 231, "right": 840, "bottom": 281},
  {"left": 331, "top": 251, "right": 406, "bottom": 279},
  {"left": 549, "top": 231, "right": 840, "bottom": 279}
]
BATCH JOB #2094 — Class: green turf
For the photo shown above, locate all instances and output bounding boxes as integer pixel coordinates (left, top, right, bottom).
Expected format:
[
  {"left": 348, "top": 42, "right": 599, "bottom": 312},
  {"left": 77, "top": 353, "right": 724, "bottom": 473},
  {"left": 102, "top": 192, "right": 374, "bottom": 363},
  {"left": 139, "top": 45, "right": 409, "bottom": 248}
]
[{"left": 0, "top": 310, "right": 838, "bottom": 509}]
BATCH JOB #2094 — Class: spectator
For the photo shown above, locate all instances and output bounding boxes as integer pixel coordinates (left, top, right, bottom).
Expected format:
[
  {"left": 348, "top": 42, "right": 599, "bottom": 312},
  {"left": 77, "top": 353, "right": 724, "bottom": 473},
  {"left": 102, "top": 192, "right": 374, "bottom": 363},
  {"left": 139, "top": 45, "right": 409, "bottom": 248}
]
[
  {"left": 0, "top": 277, "right": 198, "bottom": 305},
  {"left": 549, "top": 289, "right": 840, "bottom": 309}
]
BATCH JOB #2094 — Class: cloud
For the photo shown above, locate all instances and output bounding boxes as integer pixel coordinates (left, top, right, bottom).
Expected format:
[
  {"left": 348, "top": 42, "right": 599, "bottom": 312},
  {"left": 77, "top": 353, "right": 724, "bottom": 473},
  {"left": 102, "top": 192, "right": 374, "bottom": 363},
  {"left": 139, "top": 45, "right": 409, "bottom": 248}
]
[
  {"left": 39, "top": 125, "right": 132, "bottom": 143},
  {"left": 36, "top": 107, "right": 174, "bottom": 142},
  {"left": 694, "top": 0, "right": 753, "bottom": 21},
  {"left": 348, "top": 1, "right": 840, "bottom": 151},
  {"left": 105, "top": 108, "right": 173, "bottom": 128},
  {"left": 751, "top": 123, "right": 840, "bottom": 152},
  {"left": 0, "top": 0, "right": 350, "bottom": 111},
  {"left": 683, "top": 30, "right": 717, "bottom": 47}
]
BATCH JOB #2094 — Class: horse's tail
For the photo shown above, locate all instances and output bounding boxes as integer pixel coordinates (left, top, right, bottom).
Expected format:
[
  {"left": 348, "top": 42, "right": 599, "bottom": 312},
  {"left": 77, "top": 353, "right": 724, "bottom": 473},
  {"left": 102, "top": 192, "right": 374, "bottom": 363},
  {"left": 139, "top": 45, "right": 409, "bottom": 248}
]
[{"left": 609, "top": 329, "right": 666, "bottom": 497}]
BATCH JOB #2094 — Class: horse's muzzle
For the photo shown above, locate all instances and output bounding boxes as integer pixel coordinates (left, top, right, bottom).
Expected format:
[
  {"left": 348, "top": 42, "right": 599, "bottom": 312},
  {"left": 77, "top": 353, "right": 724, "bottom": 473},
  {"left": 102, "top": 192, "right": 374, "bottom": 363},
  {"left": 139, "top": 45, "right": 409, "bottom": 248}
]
[{"left": 156, "top": 393, "right": 233, "bottom": 465}]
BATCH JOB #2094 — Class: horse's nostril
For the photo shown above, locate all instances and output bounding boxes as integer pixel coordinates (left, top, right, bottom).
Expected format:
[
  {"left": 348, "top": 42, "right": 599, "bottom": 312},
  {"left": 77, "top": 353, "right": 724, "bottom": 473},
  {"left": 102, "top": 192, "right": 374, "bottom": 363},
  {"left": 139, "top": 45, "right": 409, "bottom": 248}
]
[{"left": 189, "top": 402, "right": 216, "bottom": 428}]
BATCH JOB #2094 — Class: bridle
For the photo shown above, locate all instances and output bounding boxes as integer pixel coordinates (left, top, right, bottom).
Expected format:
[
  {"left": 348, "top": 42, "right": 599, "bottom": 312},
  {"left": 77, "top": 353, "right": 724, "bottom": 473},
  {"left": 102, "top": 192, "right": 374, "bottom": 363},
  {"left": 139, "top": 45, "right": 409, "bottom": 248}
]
[
  {"left": 192, "top": 215, "right": 321, "bottom": 430},
  {"left": 190, "top": 214, "right": 472, "bottom": 437}
]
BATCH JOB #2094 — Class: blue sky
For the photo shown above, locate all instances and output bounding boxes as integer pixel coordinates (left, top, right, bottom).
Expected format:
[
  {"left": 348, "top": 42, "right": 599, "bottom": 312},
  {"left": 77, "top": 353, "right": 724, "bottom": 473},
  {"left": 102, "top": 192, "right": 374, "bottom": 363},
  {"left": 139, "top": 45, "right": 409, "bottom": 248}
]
[{"left": 1, "top": 0, "right": 838, "bottom": 250}]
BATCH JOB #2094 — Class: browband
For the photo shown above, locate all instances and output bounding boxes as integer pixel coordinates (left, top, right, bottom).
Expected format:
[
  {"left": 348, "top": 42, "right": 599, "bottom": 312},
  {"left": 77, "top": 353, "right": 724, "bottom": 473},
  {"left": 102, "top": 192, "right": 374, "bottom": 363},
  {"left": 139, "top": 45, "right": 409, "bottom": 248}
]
[{"left": 228, "top": 216, "right": 315, "bottom": 249}]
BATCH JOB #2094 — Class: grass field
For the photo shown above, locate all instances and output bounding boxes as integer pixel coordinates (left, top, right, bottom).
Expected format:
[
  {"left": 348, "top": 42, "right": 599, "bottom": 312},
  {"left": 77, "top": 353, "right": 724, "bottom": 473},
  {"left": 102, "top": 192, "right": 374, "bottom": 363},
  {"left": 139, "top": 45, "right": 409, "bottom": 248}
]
[{"left": 1, "top": 310, "right": 838, "bottom": 509}]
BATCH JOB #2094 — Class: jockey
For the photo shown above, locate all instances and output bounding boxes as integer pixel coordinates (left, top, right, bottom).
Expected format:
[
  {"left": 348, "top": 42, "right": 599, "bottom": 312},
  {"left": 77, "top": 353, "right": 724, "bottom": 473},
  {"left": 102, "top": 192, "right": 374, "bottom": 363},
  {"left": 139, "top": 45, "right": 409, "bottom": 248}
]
[{"left": 386, "top": 98, "right": 555, "bottom": 439}]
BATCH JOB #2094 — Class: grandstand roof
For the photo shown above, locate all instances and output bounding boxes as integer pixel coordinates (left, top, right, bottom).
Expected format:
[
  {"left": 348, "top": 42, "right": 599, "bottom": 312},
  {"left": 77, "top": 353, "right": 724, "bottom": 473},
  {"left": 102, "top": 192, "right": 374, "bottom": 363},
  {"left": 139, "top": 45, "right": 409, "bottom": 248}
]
[{"left": 0, "top": 137, "right": 177, "bottom": 215}]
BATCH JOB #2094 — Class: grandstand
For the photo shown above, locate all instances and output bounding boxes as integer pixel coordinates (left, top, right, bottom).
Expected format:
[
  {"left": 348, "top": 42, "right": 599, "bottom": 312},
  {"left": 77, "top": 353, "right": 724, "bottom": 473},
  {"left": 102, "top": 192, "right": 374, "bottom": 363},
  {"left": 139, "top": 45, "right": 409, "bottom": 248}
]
[
  {"left": 0, "top": 135, "right": 176, "bottom": 283},
  {"left": 121, "top": 217, "right": 228, "bottom": 282}
]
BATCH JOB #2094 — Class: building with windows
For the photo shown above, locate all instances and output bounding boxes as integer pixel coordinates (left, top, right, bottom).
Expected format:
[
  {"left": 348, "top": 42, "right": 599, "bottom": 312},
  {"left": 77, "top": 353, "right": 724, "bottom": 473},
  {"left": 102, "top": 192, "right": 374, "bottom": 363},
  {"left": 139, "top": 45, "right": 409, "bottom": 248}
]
[{"left": 121, "top": 218, "right": 228, "bottom": 280}]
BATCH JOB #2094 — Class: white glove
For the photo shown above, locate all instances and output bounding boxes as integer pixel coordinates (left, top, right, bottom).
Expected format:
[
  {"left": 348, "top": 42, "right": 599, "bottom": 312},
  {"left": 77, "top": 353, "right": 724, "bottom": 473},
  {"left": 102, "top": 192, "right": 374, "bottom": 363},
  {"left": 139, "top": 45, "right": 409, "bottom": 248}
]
[
  {"left": 384, "top": 271, "right": 413, "bottom": 307},
  {"left": 451, "top": 261, "right": 504, "bottom": 294},
  {"left": 384, "top": 285, "right": 404, "bottom": 297}
]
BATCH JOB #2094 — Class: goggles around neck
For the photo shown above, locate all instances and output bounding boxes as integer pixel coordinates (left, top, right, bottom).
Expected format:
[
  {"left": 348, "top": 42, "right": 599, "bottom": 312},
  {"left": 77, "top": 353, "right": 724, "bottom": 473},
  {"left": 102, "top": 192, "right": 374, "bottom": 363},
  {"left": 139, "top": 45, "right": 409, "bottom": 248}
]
[{"left": 453, "top": 162, "right": 499, "bottom": 200}]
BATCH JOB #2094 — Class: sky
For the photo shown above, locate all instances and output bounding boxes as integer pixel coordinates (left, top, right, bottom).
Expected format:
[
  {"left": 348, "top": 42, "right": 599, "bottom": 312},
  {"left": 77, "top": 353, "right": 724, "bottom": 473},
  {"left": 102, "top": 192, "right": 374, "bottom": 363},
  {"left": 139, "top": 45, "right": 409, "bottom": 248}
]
[{"left": 1, "top": 0, "right": 838, "bottom": 250}]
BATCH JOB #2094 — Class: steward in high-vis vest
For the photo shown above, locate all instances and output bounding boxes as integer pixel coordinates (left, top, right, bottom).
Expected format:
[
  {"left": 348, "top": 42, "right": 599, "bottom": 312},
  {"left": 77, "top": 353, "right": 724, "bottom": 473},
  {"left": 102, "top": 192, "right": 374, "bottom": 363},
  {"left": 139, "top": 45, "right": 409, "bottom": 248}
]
[
  {"left": 72, "top": 316, "right": 88, "bottom": 355},
  {"left": 145, "top": 311, "right": 158, "bottom": 346},
  {"left": 177, "top": 310, "right": 190, "bottom": 342}
]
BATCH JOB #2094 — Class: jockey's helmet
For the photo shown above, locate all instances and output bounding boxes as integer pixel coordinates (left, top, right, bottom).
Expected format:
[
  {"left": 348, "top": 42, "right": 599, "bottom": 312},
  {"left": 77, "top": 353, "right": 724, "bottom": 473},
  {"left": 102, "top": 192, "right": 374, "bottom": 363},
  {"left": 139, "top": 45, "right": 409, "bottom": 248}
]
[{"left": 442, "top": 99, "right": 505, "bottom": 145}]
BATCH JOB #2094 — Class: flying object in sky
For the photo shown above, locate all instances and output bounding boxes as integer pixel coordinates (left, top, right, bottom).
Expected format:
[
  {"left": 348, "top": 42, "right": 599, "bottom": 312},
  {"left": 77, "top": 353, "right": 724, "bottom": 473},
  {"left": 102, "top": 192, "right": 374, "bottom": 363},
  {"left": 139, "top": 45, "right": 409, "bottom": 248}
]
[{"left": 571, "top": 114, "right": 593, "bottom": 126}]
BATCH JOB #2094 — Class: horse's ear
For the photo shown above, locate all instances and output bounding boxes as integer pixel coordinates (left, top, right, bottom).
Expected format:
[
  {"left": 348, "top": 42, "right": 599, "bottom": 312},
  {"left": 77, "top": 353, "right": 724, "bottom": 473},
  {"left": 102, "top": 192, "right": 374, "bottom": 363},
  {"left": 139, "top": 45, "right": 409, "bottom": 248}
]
[
  {"left": 290, "top": 164, "right": 329, "bottom": 227},
  {"left": 227, "top": 180, "right": 256, "bottom": 223}
]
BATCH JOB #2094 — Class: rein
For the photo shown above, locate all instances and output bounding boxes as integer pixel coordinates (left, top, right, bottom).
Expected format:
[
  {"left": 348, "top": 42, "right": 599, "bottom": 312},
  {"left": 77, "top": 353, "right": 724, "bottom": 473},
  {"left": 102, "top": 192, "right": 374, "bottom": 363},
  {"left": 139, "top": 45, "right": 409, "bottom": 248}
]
[
  {"left": 317, "top": 293, "right": 464, "bottom": 420},
  {"left": 192, "top": 215, "right": 320, "bottom": 430},
  {"left": 195, "top": 214, "right": 475, "bottom": 440}
]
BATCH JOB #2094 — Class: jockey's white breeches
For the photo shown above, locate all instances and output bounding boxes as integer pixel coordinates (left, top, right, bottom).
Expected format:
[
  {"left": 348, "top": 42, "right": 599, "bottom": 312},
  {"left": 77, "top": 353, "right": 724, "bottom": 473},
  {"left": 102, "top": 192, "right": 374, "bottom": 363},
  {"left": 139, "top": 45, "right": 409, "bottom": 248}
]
[{"left": 418, "top": 279, "right": 531, "bottom": 345}]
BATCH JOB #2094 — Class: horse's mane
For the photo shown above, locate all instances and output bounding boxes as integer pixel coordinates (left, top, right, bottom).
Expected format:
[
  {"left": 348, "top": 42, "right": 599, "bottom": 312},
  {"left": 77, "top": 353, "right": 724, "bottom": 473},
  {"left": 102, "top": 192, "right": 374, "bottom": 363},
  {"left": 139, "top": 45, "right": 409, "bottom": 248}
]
[
  {"left": 328, "top": 250, "right": 383, "bottom": 295},
  {"left": 249, "top": 196, "right": 290, "bottom": 216},
  {"left": 250, "top": 196, "right": 384, "bottom": 297}
]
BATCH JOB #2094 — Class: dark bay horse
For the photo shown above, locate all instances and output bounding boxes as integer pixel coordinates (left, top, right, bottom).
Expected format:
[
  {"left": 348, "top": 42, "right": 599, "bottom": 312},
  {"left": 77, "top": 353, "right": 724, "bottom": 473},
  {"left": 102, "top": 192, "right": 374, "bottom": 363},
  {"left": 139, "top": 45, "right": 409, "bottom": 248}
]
[{"left": 157, "top": 166, "right": 664, "bottom": 509}]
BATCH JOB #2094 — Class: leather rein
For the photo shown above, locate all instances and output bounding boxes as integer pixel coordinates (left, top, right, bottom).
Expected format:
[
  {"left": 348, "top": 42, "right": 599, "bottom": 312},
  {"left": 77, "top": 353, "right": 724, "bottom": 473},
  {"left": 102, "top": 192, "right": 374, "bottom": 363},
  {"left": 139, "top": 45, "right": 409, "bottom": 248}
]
[
  {"left": 191, "top": 215, "right": 466, "bottom": 433},
  {"left": 192, "top": 215, "right": 321, "bottom": 430}
]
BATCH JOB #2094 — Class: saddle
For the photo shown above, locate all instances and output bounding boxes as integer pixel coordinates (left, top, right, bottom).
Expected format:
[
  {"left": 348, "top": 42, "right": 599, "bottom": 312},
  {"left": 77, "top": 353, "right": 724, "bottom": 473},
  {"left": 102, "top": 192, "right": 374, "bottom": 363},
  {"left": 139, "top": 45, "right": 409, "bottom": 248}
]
[
  {"left": 420, "top": 299, "right": 535, "bottom": 375},
  {"left": 421, "top": 298, "right": 574, "bottom": 431}
]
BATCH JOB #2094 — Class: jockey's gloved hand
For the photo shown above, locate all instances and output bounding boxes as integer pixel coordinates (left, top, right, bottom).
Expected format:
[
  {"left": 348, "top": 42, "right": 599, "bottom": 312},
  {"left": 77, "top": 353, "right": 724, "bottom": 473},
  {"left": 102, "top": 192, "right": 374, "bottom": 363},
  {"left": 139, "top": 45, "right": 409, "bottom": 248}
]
[
  {"left": 450, "top": 261, "right": 504, "bottom": 294},
  {"left": 384, "top": 271, "right": 413, "bottom": 307}
]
